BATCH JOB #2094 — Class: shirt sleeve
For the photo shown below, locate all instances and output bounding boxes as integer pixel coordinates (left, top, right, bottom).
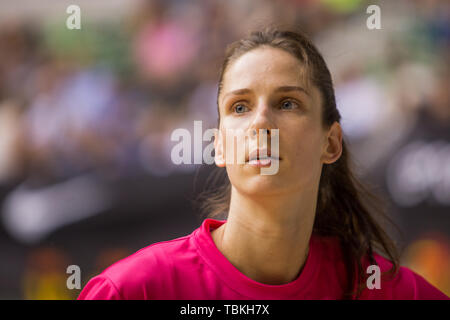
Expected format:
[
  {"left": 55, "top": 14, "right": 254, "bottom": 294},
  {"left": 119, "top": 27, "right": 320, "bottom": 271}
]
[{"left": 77, "top": 275, "right": 123, "bottom": 300}]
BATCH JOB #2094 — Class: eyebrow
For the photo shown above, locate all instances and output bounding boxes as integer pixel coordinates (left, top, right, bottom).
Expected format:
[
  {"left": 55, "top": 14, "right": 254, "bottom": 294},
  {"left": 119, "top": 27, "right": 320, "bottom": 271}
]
[{"left": 221, "top": 85, "right": 309, "bottom": 104}]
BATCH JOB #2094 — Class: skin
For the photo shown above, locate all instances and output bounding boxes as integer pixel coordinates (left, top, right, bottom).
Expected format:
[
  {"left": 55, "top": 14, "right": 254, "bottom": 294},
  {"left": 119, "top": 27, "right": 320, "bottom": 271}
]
[{"left": 211, "top": 46, "right": 343, "bottom": 285}]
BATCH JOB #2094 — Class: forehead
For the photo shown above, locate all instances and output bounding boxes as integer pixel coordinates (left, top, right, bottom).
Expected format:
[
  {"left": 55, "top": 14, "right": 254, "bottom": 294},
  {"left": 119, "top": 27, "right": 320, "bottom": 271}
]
[{"left": 221, "top": 46, "right": 309, "bottom": 94}]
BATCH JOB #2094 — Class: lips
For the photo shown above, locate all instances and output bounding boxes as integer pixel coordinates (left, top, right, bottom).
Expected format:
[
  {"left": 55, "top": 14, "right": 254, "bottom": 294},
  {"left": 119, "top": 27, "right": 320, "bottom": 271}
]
[{"left": 246, "top": 148, "right": 280, "bottom": 162}]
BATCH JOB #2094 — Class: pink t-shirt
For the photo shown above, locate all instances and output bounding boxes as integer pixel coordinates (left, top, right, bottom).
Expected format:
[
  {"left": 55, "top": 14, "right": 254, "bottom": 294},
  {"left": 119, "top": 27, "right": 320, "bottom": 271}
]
[{"left": 78, "top": 218, "right": 449, "bottom": 300}]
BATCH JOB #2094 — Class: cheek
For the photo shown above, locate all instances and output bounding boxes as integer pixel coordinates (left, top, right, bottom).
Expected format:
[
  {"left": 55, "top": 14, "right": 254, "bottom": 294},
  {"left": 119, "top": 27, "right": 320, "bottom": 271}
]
[
  {"left": 220, "top": 126, "right": 249, "bottom": 163},
  {"left": 221, "top": 114, "right": 248, "bottom": 129},
  {"left": 283, "top": 122, "right": 324, "bottom": 169}
]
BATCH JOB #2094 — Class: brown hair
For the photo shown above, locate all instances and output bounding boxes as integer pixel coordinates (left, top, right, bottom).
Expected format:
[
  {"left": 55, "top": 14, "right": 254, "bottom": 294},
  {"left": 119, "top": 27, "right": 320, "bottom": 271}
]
[{"left": 195, "top": 27, "right": 400, "bottom": 299}]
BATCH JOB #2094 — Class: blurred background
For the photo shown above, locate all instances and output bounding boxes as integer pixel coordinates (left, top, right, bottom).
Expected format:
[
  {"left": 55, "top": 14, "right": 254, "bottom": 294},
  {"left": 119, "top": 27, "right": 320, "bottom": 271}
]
[{"left": 0, "top": 0, "right": 448, "bottom": 299}]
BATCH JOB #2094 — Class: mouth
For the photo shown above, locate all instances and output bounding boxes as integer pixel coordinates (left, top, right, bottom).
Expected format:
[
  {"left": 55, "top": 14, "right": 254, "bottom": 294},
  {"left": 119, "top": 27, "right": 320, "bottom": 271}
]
[{"left": 246, "top": 148, "right": 281, "bottom": 166}]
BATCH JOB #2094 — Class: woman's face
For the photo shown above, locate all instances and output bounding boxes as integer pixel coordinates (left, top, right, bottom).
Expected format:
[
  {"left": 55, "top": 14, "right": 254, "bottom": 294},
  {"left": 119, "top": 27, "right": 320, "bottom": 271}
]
[{"left": 215, "top": 46, "right": 341, "bottom": 197}]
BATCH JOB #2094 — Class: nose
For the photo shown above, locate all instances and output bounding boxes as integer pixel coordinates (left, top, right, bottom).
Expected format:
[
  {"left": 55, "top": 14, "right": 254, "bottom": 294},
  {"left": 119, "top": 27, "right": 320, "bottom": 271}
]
[
  {"left": 248, "top": 100, "right": 275, "bottom": 138},
  {"left": 250, "top": 128, "right": 270, "bottom": 138}
]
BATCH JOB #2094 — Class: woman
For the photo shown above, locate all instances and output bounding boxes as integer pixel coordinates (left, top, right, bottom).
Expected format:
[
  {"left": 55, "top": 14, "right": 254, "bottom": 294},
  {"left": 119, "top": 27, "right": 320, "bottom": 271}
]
[{"left": 78, "top": 28, "right": 448, "bottom": 300}]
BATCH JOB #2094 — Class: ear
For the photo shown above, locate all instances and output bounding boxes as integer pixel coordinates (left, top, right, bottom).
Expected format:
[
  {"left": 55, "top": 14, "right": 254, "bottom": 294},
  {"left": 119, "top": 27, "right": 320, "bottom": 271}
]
[
  {"left": 214, "top": 129, "right": 226, "bottom": 167},
  {"left": 321, "top": 122, "right": 343, "bottom": 165}
]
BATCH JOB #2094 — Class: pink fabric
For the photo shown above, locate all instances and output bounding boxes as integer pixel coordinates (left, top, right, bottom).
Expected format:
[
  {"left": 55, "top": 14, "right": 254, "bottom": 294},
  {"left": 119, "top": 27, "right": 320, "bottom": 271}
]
[{"left": 78, "top": 218, "right": 449, "bottom": 300}]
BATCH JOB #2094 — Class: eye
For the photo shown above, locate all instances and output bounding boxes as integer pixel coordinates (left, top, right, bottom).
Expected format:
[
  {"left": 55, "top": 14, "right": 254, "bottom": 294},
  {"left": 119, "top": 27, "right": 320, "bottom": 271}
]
[
  {"left": 232, "top": 103, "right": 249, "bottom": 114},
  {"left": 280, "top": 99, "right": 300, "bottom": 110}
]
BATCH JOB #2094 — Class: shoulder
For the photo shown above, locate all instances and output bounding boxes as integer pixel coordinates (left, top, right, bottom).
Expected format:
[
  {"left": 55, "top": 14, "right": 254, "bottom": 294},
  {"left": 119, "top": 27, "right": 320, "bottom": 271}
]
[
  {"left": 105, "top": 234, "right": 194, "bottom": 279},
  {"left": 78, "top": 233, "right": 196, "bottom": 299},
  {"left": 360, "top": 253, "right": 449, "bottom": 300},
  {"left": 311, "top": 235, "right": 448, "bottom": 300}
]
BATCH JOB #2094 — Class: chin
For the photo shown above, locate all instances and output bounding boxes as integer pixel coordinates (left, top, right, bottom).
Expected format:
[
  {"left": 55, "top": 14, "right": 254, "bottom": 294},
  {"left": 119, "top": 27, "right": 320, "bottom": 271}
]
[{"left": 233, "top": 173, "right": 288, "bottom": 197}]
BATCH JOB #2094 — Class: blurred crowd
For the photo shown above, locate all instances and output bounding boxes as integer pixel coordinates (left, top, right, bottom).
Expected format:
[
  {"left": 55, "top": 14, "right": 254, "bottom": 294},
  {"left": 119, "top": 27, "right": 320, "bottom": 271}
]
[{"left": 0, "top": 0, "right": 448, "bottom": 298}]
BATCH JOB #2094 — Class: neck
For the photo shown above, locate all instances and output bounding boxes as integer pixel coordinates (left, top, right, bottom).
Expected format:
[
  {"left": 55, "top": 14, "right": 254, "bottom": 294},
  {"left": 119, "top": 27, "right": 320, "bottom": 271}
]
[{"left": 211, "top": 185, "right": 317, "bottom": 285}]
